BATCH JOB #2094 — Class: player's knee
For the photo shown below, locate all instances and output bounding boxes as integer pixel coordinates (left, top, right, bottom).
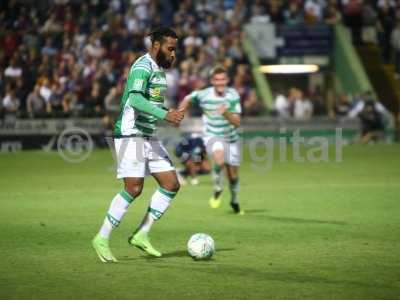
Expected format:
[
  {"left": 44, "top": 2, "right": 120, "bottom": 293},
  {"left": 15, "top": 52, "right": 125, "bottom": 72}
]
[
  {"left": 214, "top": 156, "right": 224, "bottom": 166},
  {"left": 161, "top": 181, "right": 180, "bottom": 193},
  {"left": 124, "top": 184, "right": 143, "bottom": 198},
  {"left": 229, "top": 176, "right": 238, "bottom": 184}
]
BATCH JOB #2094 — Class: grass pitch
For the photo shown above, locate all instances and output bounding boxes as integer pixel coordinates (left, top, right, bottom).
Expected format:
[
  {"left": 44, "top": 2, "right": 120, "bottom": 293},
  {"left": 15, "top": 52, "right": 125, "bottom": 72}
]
[{"left": 0, "top": 144, "right": 399, "bottom": 299}]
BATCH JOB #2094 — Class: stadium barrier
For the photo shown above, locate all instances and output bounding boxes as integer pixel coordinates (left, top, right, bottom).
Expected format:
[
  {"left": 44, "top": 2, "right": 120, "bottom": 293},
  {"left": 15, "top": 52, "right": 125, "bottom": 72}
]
[{"left": 0, "top": 116, "right": 371, "bottom": 153}]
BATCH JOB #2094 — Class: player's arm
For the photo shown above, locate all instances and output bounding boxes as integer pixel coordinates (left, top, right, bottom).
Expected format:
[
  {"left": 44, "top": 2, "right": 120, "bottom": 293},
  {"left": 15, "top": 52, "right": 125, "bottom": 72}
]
[
  {"left": 178, "top": 91, "right": 200, "bottom": 114},
  {"left": 218, "top": 93, "right": 242, "bottom": 127},
  {"left": 128, "top": 67, "right": 183, "bottom": 124},
  {"left": 219, "top": 107, "right": 241, "bottom": 127},
  {"left": 178, "top": 95, "right": 192, "bottom": 114},
  {"left": 129, "top": 92, "right": 167, "bottom": 119}
]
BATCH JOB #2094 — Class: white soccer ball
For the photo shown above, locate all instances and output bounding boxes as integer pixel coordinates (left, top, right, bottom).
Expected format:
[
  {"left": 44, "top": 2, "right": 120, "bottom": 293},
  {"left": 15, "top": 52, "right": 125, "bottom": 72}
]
[{"left": 187, "top": 233, "right": 215, "bottom": 260}]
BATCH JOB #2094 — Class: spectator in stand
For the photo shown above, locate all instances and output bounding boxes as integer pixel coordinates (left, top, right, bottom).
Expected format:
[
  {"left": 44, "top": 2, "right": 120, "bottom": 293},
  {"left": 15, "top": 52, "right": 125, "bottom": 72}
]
[
  {"left": 233, "top": 73, "right": 249, "bottom": 103},
  {"left": 309, "top": 85, "right": 327, "bottom": 116},
  {"left": 26, "top": 84, "right": 46, "bottom": 117},
  {"left": 86, "top": 81, "right": 103, "bottom": 115},
  {"left": 249, "top": 2, "right": 270, "bottom": 24},
  {"left": 284, "top": 1, "right": 304, "bottom": 26},
  {"left": 183, "top": 27, "right": 203, "bottom": 48},
  {"left": 2, "top": 83, "right": 20, "bottom": 114},
  {"left": 48, "top": 82, "right": 65, "bottom": 114},
  {"left": 4, "top": 56, "right": 22, "bottom": 81},
  {"left": 41, "top": 37, "right": 58, "bottom": 57},
  {"left": 294, "top": 89, "right": 313, "bottom": 120},
  {"left": 39, "top": 78, "right": 53, "bottom": 113},
  {"left": 1, "top": 30, "right": 19, "bottom": 59},
  {"left": 342, "top": 0, "right": 363, "bottom": 45},
  {"left": 362, "top": 0, "right": 379, "bottom": 44},
  {"left": 304, "top": 0, "right": 326, "bottom": 23},
  {"left": 62, "top": 92, "right": 76, "bottom": 114},
  {"left": 333, "top": 93, "right": 352, "bottom": 117},
  {"left": 243, "top": 89, "right": 265, "bottom": 116},
  {"left": 324, "top": 2, "right": 342, "bottom": 25},
  {"left": 377, "top": 2, "right": 396, "bottom": 63},
  {"left": 275, "top": 90, "right": 291, "bottom": 118},
  {"left": 104, "top": 86, "right": 121, "bottom": 114},
  {"left": 267, "top": 1, "right": 285, "bottom": 24},
  {"left": 40, "top": 12, "right": 62, "bottom": 34}
]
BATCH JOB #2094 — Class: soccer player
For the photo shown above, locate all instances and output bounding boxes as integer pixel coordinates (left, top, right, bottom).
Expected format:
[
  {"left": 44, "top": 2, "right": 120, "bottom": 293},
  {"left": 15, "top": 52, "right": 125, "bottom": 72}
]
[
  {"left": 92, "top": 27, "right": 184, "bottom": 262},
  {"left": 179, "top": 66, "right": 243, "bottom": 214}
]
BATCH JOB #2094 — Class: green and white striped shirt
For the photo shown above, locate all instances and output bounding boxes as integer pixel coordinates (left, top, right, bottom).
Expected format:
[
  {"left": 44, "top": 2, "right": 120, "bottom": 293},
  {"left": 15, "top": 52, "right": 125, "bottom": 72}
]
[
  {"left": 114, "top": 53, "right": 167, "bottom": 137},
  {"left": 190, "top": 87, "right": 242, "bottom": 142}
]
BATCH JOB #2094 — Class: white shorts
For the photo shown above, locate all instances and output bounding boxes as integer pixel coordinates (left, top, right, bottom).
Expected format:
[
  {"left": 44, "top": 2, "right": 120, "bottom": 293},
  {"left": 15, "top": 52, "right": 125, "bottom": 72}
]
[
  {"left": 114, "top": 137, "right": 175, "bottom": 178},
  {"left": 203, "top": 136, "right": 241, "bottom": 166}
]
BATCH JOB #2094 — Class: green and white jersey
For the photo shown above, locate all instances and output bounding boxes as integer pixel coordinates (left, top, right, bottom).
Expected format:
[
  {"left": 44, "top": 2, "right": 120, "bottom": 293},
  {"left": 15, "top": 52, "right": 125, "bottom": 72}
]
[
  {"left": 190, "top": 87, "right": 241, "bottom": 142},
  {"left": 114, "top": 53, "right": 167, "bottom": 137}
]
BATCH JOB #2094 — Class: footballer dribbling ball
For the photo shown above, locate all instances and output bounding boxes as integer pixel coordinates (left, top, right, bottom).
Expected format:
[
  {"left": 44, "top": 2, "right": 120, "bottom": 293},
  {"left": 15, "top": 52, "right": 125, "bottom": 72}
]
[{"left": 187, "top": 233, "right": 215, "bottom": 260}]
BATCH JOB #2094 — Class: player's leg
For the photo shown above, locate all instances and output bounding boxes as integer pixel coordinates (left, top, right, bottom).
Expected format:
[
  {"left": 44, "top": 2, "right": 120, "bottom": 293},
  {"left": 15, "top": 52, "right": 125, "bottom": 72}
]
[
  {"left": 205, "top": 137, "right": 225, "bottom": 208},
  {"left": 129, "top": 140, "right": 178, "bottom": 257},
  {"left": 129, "top": 171, "right": 179, "bottom": 257},
  {"left": 92, "top": 137, "right": 145, "bottom": 262},
  {"left": 225, "top": 140, "right": 243, "bottom": 214},
  {"left": 225, "top": 164, "right": 243, "bottom": 215},
  {"left": 210, "top": 149, "right": 224, "bottom": 206},
  {"left": 99, "top": 177, "right": 143, "bottom": 238}
]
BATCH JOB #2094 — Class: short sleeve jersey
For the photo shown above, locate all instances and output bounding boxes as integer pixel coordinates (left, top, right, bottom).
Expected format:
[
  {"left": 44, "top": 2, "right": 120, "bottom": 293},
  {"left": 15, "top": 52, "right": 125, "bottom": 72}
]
[
  {"left": 190, "top": 87, "right": 241, "bottom": 142},
  {"left": 114, "top": 53, "right": 167, "bottom": 137}
]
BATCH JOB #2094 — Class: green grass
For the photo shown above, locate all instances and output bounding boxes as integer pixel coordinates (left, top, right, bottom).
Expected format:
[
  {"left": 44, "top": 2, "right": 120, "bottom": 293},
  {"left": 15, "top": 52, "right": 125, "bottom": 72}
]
[{"left": 0, "top": 144, "right": 400, "bottom": 299}]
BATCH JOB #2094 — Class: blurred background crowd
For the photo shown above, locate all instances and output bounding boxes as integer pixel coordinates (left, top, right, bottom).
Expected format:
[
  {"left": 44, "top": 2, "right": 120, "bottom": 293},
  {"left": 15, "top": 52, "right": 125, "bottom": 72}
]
[{"left": 1, "top": 0, "right": 399, "bottom": 120}]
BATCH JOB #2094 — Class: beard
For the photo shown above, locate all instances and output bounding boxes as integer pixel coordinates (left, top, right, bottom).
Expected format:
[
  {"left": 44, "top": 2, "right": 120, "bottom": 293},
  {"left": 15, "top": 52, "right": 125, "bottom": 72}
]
[{"left": 157, "top": 50, "right": 173, "bottom": 69}]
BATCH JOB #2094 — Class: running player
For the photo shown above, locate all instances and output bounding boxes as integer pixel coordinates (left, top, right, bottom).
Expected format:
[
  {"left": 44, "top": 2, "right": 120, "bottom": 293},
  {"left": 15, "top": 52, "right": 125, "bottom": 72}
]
[{"left": 179, "top": 66, "right": 243, "bottom": 214}]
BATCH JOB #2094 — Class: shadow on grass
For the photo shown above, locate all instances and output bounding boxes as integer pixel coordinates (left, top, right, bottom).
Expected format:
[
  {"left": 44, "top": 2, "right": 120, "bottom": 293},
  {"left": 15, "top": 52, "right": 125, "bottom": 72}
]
[
  {"left": 239, "top": 209, "right": 268, "bottom": 215},
  {"left": 145, "top": 247, "right": 236, "bottom": 260},
  {"left": 266, "top": 216, "right": 347, "bottom": 225},
  {"left": 240, "top": 210, "right": 347, "bottom": 225},
  {"left": 118, "top": 248, "right": 235, "bottom": 262}
]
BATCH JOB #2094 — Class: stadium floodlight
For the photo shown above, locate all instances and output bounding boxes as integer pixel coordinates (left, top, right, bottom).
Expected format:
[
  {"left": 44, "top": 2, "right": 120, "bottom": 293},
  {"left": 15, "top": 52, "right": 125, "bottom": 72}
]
[{"left": 259, "top": 64, "right": 319, "bottom": 74}]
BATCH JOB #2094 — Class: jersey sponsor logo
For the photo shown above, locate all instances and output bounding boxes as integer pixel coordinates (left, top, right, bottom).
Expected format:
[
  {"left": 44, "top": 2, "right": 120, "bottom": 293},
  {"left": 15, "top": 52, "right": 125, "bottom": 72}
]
[
  {"left": 133, "top": 79, "right": 144, "bottom": 90},
  {"left": 150, "top": 76, "right": 167, "bottom": 85},
  {"left": 149, "top": 88, "right": 166, "bottom": 100}
]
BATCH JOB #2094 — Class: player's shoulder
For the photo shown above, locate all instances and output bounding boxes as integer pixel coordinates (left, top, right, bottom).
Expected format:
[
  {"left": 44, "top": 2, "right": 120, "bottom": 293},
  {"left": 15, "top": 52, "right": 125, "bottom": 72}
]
[
  {"left": 131, "top": 54, "right": 153, "bottom": 73},
  {"left": 201, "top": 86, "right": 214, "bottom": 96},
  {"left": 226, "top": 87, "right": 240, "bottom": 100},
  {"left": 193, "top": 86, "right": 212, "bottom": 98}
]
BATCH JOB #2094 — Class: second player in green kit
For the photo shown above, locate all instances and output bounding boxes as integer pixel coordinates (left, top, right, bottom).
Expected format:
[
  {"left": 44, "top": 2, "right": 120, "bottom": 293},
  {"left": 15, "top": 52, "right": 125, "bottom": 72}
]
[{"left": 179, "top": 67, "right": 244, "bottom": 215}]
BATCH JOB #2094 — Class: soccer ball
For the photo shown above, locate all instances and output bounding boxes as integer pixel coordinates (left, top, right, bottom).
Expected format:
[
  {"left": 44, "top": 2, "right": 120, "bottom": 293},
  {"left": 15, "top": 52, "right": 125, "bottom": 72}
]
[{"left": 187, "top": 233, "right": 215, "bottom": 260}]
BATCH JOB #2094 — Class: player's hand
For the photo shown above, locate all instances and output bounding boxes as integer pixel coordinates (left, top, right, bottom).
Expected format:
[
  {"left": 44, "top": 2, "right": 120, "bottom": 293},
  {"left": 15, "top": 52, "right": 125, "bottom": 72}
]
[
  {"left": 217, "top": 105, "right": 228, "bottom": 115},
  {"left": 165, "top": 109, "right": 184, "bottom": 125}
]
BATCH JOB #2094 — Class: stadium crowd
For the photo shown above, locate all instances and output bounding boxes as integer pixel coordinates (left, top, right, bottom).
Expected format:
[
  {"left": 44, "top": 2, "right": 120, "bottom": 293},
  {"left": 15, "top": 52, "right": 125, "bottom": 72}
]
[{"left": 0, "top": 0, "right": 400, "bottom": 119}]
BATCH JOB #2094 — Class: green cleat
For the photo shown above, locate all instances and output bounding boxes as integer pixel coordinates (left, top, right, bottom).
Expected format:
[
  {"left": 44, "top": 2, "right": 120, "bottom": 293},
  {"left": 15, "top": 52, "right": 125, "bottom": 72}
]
[
  {"left": 209, "top": 191, "right": 222, "bottom": 209},
  {"left": 208, "top": 195, "right": 222, "bottom": 208},
  {"left": 92, "top": 234, "right": 118, "bottom": 263},
  {"left": 128, "top": 231, "right": 162, "bottom": 257}
]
